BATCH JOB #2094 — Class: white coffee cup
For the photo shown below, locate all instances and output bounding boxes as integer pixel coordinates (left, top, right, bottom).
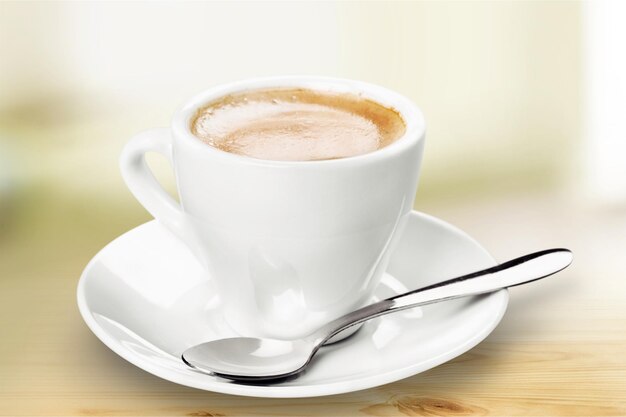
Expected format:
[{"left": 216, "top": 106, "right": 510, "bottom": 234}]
[{"left": 120, "top": 76, "right": 425, "bottom": 340}]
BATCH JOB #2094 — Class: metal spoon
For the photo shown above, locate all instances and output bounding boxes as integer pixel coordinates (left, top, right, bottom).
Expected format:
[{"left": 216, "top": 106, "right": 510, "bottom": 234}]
[{"left": 182, "top": 248, "right": 572, "bottom": 382}]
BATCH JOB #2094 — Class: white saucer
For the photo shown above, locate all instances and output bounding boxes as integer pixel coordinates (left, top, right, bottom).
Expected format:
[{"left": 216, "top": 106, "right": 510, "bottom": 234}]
[{"left": 77, "top": 211, "right": 508, "bottom": 398}]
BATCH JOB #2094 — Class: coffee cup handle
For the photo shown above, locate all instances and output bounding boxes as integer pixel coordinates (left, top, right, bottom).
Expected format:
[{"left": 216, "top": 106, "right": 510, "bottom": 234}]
[{"left": 120, "top": 128, "right": 196, "bottom": 253}]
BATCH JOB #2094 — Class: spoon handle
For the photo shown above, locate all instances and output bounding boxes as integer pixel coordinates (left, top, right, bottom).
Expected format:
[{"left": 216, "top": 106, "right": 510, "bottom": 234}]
[{"left": 312, "top": 248, "right": 572, "bottom": 346}]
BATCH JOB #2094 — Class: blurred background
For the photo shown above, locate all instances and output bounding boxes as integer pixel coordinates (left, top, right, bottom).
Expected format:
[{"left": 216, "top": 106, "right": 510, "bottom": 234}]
[{"left": 1, "top": 1, "right": 625, "bottom": 415}]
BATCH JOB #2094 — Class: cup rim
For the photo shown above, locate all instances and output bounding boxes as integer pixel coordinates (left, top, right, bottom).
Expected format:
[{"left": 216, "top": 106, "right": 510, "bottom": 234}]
[{"left": 172, "top": 75, "right": 425, "bottom": 167}]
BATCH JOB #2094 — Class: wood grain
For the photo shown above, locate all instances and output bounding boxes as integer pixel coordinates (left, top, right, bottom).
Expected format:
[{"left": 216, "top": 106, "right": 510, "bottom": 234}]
[{"left": 1, "top": 192, "right": 625, "bottom": 416}]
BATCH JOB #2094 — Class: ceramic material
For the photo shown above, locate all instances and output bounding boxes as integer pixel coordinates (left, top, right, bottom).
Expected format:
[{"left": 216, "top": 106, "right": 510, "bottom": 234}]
[
  {"left": 77, "top": 211, "right": 509, "bottom": 398},
  {"left": 120, "top": 76, "right": 425, "bottom": 340}
]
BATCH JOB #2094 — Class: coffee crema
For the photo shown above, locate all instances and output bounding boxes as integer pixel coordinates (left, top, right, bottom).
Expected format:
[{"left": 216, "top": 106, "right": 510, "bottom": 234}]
[{"left": 191, "top": 88, "right": 406, "bottom": 161}]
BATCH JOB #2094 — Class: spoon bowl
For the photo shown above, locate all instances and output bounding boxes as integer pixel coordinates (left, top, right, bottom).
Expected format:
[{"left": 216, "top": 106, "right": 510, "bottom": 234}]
[{"left": 183, "top": 337, "right": 314, "bottom": 379}]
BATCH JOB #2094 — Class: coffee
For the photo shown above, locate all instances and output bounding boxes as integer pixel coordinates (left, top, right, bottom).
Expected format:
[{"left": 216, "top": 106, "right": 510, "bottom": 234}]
[{"left": 191, "top": 88, "right": 406, "bottom": 161}]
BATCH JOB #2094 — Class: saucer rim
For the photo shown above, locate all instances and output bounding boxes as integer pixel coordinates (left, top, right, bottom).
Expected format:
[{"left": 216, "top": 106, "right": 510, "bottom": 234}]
[{"left": 77, "top": 211, "right": 509, "bottom": 398}]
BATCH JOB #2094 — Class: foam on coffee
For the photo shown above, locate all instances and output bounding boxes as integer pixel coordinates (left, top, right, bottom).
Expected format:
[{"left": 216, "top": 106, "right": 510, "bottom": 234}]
[{"left": 191, "top": 88, "right": 406, "bottom": 161}]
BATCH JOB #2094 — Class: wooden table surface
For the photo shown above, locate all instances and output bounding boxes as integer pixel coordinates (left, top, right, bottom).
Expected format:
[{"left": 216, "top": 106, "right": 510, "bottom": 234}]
[{"left": 1, "top": 190, "right": 625, "bottom": 416}]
